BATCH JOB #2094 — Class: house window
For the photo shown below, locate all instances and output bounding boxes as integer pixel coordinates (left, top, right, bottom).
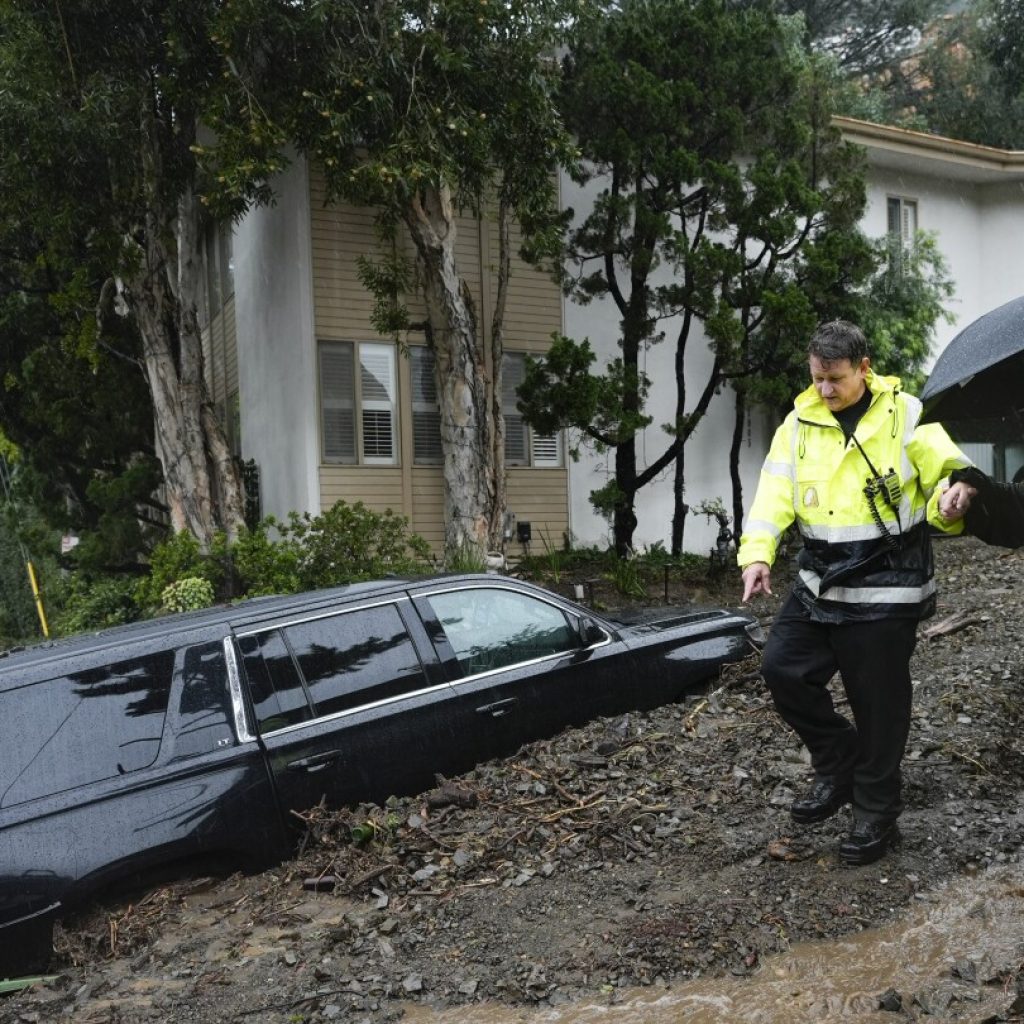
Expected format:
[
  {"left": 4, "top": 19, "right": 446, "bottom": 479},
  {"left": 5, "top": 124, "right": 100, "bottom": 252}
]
[
  {"left": 886, "top": 196, "right": 917, "bottom": 273},
  {"left": 410, "top": 346, "right": 443, "bottom": 464},
  {"left": 502, "top": 352, "right": 562, "bottom": 468},
  {"left": 318, "top": 341, "right": 398, "bottom": 465}
]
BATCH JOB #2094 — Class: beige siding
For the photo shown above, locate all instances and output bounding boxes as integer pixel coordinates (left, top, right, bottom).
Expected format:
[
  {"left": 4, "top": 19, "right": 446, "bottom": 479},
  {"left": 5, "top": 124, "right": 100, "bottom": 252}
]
[
  {"left": 507, "top": 469, "right": 570, "bottom": 552},
  {"left": 202, "top": 294, "right": 237, "bottom": 412},
  {"left": 307, "top": 166, "right": 567, "bottom": 551},
  {"left": 319, "top": 466, "right": 405, "bottom": 511},
  {"left": 410, "top": 468, "right": 445, "bottom": 551},
  {"left": 488, "top": 216, "right": 562, "bottom": 350}
]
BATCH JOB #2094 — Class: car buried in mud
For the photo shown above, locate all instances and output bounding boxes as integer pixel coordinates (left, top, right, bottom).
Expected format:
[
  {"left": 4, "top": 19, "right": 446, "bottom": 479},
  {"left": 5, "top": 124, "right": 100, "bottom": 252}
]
[{"left": 0, "top": 573, "right": 762, "bottom": 974}]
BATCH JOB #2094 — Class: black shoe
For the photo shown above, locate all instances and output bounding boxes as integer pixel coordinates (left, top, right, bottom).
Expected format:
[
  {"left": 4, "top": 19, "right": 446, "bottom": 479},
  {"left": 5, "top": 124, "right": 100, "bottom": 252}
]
[
  {"left": 790, "top": 776, "right": 853, "bottom": 824},
  {"left": 839, "top": 819, "right": 899, "bottom": 866}
]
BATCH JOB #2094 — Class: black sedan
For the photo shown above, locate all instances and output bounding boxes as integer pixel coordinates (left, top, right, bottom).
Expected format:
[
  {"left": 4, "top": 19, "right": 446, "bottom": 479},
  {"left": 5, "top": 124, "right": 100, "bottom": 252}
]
[{"left": 0, "top": 573, "right": 762, "bottom": 974}]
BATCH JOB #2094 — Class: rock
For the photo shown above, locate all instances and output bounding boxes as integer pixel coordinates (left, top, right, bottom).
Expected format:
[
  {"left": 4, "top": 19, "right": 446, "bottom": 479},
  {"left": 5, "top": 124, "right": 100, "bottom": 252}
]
[
  {"left": 402, "top": 974, "right": 424, "bottom": 994},
  {"left": 877, "top": 988, "right": 903, "bottom": 1011}
]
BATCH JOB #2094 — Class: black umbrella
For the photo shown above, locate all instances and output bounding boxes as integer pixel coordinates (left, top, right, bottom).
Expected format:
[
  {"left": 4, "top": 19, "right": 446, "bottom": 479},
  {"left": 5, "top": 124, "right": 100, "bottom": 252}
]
[{"left": 920, "top": 294, "right": 1024, "bottom": 442}]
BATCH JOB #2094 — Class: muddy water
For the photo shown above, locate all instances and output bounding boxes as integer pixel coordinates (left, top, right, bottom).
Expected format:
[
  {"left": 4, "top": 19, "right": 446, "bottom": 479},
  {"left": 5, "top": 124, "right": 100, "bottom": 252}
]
[{"left": 405, "top": 865, "right": 1024, "bottom": 1024}]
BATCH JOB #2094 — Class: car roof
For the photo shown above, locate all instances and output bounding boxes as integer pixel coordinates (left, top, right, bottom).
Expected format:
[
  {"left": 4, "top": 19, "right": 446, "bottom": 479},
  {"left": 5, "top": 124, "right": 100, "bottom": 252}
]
[{"left": 0, "top": 572, "right": 549, "bottom": 677}]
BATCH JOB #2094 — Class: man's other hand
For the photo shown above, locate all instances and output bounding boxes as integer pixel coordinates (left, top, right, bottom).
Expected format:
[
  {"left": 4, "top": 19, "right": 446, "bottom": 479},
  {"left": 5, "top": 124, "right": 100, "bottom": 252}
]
[{"left": 741, "top": 562, "right": 772, "bottom": 602}]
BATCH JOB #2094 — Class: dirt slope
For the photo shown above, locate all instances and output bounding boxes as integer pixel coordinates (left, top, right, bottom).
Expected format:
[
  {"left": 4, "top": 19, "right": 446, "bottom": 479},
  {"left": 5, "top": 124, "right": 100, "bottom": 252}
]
[{"left": 4, "top": 536, "right": 1024, "bottom": 1024}]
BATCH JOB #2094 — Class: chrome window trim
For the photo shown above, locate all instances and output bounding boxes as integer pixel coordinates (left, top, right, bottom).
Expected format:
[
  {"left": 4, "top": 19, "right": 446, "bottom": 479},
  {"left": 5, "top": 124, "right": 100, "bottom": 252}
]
[
  {"left": 223, "top": 636, "right": 256, "bottom": 744},
  {"left": 235, "top": 583, "right": 615, "bottom": 739},
  {"left": 417, "top": 582, "right": 614, "bottom": 674},
  {"left": 234, "top": 594, "right": 410, "bottom": 639},
  {"left": 256, "top": 678, "right": 455, "bottom": 739}
]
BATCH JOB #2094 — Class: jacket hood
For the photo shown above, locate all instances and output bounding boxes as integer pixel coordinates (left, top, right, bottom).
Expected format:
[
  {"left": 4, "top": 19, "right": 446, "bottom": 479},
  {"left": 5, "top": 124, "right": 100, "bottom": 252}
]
[{"left": 794, "top": 370, "right": 902, "bottom": 418}]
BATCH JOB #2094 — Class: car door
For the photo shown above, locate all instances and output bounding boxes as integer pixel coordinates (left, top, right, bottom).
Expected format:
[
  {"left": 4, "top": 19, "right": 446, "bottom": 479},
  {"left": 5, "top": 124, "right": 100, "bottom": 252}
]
[
  {"left": 235, "top": 597, "right": 463, "bottom": 820},
  {"left": 410, "top": 583, "right": 632, "bottom": 766}
]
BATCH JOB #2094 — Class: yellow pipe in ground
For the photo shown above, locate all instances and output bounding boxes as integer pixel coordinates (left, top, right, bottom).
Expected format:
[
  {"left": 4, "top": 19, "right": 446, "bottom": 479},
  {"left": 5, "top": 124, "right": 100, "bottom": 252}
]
[{"left": 26, "top": 560, "right": 49, "bottom": 638}]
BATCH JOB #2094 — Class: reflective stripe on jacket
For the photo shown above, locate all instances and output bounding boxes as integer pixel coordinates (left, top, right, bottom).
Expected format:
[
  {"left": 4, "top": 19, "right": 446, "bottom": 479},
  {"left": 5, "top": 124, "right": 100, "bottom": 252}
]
[{"left": 737, "top": 372, "right": 971, "bottom": 622}]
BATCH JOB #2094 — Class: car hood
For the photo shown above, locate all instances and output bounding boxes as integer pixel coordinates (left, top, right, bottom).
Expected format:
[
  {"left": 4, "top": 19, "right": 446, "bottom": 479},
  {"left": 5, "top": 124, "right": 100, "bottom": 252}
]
[{"left": 603, "top": 605, "right": 764, "bottom": 644}]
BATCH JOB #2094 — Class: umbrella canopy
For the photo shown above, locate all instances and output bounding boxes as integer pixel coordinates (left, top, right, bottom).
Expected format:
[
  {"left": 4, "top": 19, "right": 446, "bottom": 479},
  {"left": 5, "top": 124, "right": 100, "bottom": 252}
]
[{"left": 920, "top": 294, "right": 1024, "bottom": 442}]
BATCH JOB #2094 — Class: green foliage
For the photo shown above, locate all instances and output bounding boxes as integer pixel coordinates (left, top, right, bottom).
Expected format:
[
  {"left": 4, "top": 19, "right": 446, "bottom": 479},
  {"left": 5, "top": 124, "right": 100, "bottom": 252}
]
[
  {"left": 230, "top": 524, "right": 303, "bottom": 597},
  {"left": 160, "top": 577, "right": 216, "bottom": 614},
  {"left": 135, "top": 531, "right": 226, "bottom": 613},
  {"left": 444, "top": 540, "right": 489, "bottom": 574},
  {"left": 519, "top": 1, "right": 876, "bottom": 553},
  {"left": 137, "top": 501, "right": 431, "bottom": 609},
  {"left": 0, "top": 522, "right": 43, "bottom": 646},
  {"left": 858, "top": 233, "right": 955, "bottom": 394},
  {"left": 52, "top": 575, "right": 139, "bottom": 637},
  {"left": 832, "top": 0, "right": 1024, "bottom": 148},
  {"left": 603, "top": 556, "right": 647, "bottom": 601},
  {"left": 778, "top": 0, "right": 947, "bottom": 74},
  {"left": 277, "top": 502, "right": 432, "bottom": 589}
]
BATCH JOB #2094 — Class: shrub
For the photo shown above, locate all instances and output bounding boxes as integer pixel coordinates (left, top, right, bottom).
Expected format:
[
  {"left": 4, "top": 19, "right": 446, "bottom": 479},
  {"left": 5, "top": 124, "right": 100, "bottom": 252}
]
[
  {"left": 160, "top": 577, "right": 216, "bottom": 613},
  {"left": 277, "top": 502, "right": 432, "bottom": 589},
  {"left": 231, "top": 522, "right": 302, "bottom": 596},
  {"left": 53, "top": 574, "right": 139, "bottom": 636},
  {"left": 135, "top": 530, "right": 226, "bottom": 611}
]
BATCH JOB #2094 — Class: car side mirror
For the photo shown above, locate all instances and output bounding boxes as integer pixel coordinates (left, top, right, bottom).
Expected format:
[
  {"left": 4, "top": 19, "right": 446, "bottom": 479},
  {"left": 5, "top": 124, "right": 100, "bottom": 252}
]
[{"left": 579, "top": 617, "right": 607, "bottom": 647}]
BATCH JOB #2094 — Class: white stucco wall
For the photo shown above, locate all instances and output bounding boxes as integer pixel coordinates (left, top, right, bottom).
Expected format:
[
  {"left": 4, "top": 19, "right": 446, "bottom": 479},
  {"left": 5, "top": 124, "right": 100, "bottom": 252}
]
[
  {"left": 978, "top": 182, "right": 1024, "bottom": 316},
  {"left": 234, "top": 155, "right": 320, "bottom": 521},
  {"left": 559, "top": 170, "right": 774, "bottom": 557},
  {"left": 561, "top": 154, "right": 1024, "bottom": 555},
  {"left": 861, "top": 167, "right": 986, "bottom": 363}
]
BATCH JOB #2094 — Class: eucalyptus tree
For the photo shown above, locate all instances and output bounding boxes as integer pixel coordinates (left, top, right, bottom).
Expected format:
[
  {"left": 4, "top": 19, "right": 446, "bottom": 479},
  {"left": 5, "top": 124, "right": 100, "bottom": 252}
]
[
  {"left": 0, "top": 1, "right": 245, "bottom": 550},
  {"left": 202, "top": 0, "right": 578, "bottom": 557}
]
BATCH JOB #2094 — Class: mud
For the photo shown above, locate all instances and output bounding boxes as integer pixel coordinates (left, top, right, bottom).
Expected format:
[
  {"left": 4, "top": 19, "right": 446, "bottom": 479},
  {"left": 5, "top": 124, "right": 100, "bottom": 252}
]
[{"left": 4, "top": 536, "right": 1024, "bottom": 1024}]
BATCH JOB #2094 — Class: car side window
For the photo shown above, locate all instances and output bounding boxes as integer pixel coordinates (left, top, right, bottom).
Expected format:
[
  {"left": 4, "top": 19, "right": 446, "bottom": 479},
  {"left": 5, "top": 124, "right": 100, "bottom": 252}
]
[
  {"left": 170, "top": 641, "right": 236, "bottom": 760},
  {"left": 0, "top": 650, "right": 174, "bottom": 808},
  {"left": 237, "top": 630, "right": 312, "bottom": 734},
  {"left": 283, "top": 604, "right": 426, "bottom": 718},
  {"left": 425, "top": 588, "right": 576, "bottom": 675}
]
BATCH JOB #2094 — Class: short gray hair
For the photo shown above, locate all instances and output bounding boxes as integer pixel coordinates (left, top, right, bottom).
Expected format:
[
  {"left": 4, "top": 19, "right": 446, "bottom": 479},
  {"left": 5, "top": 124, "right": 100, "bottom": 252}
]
[{"left": 808, "top": 320, "right": 868, "bottom": 364}]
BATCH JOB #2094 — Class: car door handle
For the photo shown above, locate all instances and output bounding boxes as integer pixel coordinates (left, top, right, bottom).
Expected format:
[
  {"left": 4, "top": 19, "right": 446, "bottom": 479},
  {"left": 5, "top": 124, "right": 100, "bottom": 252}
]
[
  {"left": 287, "top": 750, "right": 342, "bottom": 773},
  {"left": 476, "top": 697, "right": 518, "bottom": 718}
]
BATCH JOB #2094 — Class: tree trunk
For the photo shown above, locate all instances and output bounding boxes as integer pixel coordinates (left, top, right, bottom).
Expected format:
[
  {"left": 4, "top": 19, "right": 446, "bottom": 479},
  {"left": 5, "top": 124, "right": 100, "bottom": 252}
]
[
  {"left": 670, "top": 315, "right": 689, "bottom": 556},
  {"left": 729, "top": 385, "right": 746, "bottom": 543},
  {"left": 403, "top": 182, "right": 497, "bottom": 558},
  {"left": 488, "top": 195, "right": 511, "bottom": 552},
  {"left": 129, "top": 110, "right": 244, "bottom": 550}
]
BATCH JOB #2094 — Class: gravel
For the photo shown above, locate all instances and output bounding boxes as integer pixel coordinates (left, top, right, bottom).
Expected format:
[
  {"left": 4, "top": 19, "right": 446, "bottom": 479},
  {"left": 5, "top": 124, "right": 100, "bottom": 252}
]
[{"left": 4, "top": 535, "right": 1024, "bottom": 1024}]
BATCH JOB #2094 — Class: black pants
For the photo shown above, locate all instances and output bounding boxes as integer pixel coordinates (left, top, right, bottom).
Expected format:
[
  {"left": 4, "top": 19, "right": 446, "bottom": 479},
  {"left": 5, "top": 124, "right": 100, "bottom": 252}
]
[{"left": 760, "top": 593, "right": 918, "bottom": 823}]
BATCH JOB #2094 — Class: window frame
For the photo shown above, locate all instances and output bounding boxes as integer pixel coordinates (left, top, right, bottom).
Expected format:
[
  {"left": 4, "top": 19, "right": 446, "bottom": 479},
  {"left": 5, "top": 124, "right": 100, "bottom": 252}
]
[
  {"left": 409, "top": 344, "right": 443, "bottom": 465},
  {"left": 502, "top": 351, "right": 564, "bottom": 469},
  {"left": 317, "top": 339, "right": 399, "bottom": 466},
  {"left": 886, "top": 195, "right": 918, "bottom": 275},
  {"left": 417, "top": 583, "right": 583, "bottom": 681}
]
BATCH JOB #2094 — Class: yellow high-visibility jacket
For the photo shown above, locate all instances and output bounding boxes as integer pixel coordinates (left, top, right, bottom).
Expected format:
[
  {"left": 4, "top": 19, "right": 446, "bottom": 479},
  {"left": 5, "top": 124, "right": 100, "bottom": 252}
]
[{"left": 737, "top": 372, "right": 971, "bottom": 623}]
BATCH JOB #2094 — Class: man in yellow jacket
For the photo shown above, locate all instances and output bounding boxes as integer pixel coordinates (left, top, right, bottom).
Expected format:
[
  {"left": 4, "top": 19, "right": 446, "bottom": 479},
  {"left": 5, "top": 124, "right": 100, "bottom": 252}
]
[{"left": 738, "top": 320, "right": 970, "bottom": 865}]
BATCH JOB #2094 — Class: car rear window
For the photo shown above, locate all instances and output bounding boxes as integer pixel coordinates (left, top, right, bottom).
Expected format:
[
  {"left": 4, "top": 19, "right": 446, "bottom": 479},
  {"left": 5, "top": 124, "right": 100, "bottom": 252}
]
[{"left": 0, "top": 650, "right": 175, "bottom": 807}]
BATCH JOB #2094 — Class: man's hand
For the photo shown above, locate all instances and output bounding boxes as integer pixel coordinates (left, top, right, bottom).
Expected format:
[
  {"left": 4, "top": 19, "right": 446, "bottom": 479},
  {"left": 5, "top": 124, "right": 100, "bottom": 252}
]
[
  {"left": 939, "top": 480, "right": 977, "bottom": 521},
  {"left": 741, "top": 562, "right": 772, "bottom": 602}
]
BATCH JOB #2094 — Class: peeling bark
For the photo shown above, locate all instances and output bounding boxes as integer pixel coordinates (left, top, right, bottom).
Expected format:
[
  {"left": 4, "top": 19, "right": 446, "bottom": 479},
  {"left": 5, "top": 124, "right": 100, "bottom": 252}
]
[
  {"left": 403, "top": 182, "right": 498, "bottom": 558},
  {"left": 125, "top": 108, "right": 244, "bottom": 551}
]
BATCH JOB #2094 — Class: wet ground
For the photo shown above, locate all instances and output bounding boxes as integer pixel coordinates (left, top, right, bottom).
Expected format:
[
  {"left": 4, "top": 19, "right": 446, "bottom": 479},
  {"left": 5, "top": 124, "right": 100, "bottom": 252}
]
[{"left": 4, "top": 536, "right": 1024, "bottom": 1024}]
